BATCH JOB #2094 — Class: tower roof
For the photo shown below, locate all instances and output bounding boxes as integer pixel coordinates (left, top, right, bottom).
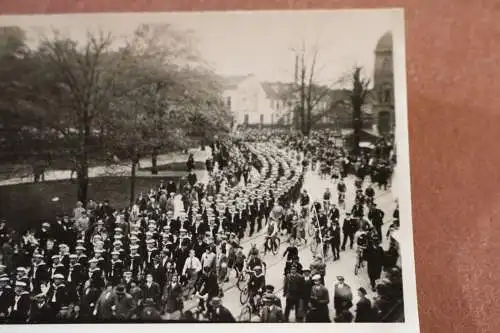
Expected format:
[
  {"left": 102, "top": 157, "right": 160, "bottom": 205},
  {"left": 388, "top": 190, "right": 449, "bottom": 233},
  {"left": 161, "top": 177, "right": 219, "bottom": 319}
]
[{"left": 375, "top": 32, "right": 393, "bottom": 53}]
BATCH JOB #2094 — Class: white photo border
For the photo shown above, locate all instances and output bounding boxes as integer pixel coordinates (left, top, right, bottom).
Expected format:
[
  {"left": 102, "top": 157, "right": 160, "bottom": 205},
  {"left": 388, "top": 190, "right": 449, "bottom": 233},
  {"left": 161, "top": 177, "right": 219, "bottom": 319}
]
[{"left": 1, "top": 8, "right": 419, "bottom": 333}]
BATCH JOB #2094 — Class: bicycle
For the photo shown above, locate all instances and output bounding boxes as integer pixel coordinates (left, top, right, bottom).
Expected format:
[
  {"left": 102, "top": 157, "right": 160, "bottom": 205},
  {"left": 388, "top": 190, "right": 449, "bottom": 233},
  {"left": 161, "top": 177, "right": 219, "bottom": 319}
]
[
  {"left": 237, "top": 263, "right": 267, "bottom": 291},
  {"left": 239, "top": 291, "right": 263, "bottom": 322},
  {"left": 191, "top": 292, "right": 208, "bottom": 321},
  {"left": 262, "top": 235, "right": 281, "bottom": 255},
  {"left": 338, "top": 192, "right": 346, "bottom": 209}
]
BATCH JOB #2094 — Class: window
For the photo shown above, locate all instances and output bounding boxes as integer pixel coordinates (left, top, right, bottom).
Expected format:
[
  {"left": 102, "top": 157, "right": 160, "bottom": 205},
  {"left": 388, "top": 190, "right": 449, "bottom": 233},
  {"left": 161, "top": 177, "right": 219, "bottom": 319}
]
[
  {"left": 384, "top": 89, "right": 391, "bottom": 103},
  {"left": 244, "top": 114, "right": 249, "bottom": 125},
  {"left": 227, "top": 96, "right": 232, "bottom": 108},
  {"left": 260, "top": 114, "right": 264, "bottom": 124}
]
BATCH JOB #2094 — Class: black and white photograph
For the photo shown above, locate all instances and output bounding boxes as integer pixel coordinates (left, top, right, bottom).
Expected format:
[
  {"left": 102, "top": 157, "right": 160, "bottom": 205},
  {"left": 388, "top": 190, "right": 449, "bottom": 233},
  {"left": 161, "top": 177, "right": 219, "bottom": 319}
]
[{"left": 0, "top": 9, "right": 418, "bottom": 331}]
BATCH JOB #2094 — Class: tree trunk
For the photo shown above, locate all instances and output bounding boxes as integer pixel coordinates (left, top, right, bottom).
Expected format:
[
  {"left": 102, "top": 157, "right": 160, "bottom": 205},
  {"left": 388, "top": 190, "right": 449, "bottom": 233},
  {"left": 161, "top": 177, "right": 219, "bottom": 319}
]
[
  {"left": 306, "top": 104, "right": 312, "bottom": 136},
  {"left": 130, "top": 158, "right": 138, "bottom": 206},
  {"left": 352, "top": 101, "right": 363, "bottom": 156},
  {"left": 77, "top": 169, "right": 89, "bottom": 205},
  {"left": 77, "top": 113, "right": 91, "bottom": 205},
  {"left": 151, "top": 150, "right": 158, "bottom": 175}
]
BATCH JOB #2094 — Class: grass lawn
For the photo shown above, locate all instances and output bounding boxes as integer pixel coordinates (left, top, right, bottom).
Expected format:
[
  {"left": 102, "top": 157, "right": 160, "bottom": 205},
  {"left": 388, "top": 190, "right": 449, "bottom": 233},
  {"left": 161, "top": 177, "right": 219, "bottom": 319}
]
[
  {"left": 139, "top": 161, "right": 206, "bottom": 173},
  {"left": 0, "top": 176, "right": 180, "bottom": 232}
]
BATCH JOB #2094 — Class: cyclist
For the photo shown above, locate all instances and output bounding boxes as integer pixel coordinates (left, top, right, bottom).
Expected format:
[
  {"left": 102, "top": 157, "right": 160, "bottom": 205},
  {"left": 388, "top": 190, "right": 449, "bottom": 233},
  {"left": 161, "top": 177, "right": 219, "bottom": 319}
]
[
  {"left": 354, "top": 177, "right": 363, "bottom": 190},
  {"left": 299, "top": 190, "right": 310, "bottom": 217},
  {"left": 355, "top": 225, "right": 370, "bottom": 267},
  {"left": 263, "top": 284, "right": 282, "bottom": 308},
  {"left": 247, "top": 245, "right": 264, "bottom": 270},
  {"left": 337, "top": 179, "right": 346, "bottom": 205},
  {"left": 283, "top": 237, "right": 299, "bottom": 262},
  {"left": 364, "top": 184, "right": 375, "bottom": 206},
  {"left": 323, "top": 188, "right": 332, "bottom": 202},
  {"left": 263, "top": 219, "right": 279, "bottom": 254},
  {"left": 247, "top": 265, "right": 266, "bottom": 313}
]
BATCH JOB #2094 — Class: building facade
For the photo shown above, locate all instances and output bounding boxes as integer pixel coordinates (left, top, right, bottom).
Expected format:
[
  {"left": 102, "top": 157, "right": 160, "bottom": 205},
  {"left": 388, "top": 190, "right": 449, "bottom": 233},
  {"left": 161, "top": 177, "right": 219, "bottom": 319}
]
[
  {"left": 222, "top": 74, "right": 275, "bottom": 126},
  {"left": 373, "top": 31, "right": 395, "bottom": 135}
]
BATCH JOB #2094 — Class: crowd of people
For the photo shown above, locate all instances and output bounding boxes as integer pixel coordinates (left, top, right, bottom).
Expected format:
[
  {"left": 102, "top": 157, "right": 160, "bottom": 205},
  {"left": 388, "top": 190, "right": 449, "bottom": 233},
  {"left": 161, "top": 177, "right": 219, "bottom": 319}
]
[{"left": 0, "top": 128, "right": 404, "bottom": 324}]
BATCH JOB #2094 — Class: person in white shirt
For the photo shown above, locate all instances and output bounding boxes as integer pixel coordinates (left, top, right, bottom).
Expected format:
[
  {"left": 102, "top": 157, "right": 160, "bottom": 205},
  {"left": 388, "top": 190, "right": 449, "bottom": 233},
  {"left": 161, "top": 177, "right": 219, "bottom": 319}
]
[
  {"left": 201, "top": 247, "right": 216, "bottom": 272},
  {"left": 182, "top": 250, "right": 202, "bottom": 299}
]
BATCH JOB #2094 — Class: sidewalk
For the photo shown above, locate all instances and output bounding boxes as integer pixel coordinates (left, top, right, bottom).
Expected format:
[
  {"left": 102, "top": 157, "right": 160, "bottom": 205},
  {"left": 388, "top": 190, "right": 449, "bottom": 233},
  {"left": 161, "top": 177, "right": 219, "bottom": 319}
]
[{"left": 0, "top": 147, "right": 212, "bottom": 187}]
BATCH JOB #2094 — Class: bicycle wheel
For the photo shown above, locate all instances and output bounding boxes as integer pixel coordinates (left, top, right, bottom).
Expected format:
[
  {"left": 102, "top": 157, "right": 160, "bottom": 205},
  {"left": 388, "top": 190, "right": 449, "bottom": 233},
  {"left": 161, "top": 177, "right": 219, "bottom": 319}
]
[
  {"left": 259, "top": 242, "right": 267, "bottom": 255},
  {"left": 236, "top": 272, "right": 245, "bottom": 291},
  {"left": 272, "top": 238, "right": 281, "bottom": 255},
  {"left": 240, "top": 287, "right": 250, "bottom": 305},
  {"left": 239, "top": 304, "right": 252, "bottom": 322}
]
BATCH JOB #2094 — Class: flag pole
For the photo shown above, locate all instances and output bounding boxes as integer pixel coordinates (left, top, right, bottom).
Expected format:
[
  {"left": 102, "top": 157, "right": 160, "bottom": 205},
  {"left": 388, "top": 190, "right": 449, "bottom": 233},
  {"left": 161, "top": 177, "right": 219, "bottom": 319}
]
[{"left": 312, "top": 204, "right": 325, "bottom": 258}]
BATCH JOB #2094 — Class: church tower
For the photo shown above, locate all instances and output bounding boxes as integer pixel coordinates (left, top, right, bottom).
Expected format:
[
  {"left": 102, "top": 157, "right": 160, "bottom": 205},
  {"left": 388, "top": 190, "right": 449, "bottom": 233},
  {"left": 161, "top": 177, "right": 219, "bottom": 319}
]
[{"left": 373, "top": 31, "right": 395, "bottom": 135}]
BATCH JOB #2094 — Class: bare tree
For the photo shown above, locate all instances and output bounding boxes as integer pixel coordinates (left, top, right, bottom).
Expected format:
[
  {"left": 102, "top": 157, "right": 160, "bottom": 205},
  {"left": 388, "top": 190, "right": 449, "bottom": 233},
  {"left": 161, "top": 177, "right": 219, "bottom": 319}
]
[{"left": 287, "top": 42, "right": 334, "bottom": 136}]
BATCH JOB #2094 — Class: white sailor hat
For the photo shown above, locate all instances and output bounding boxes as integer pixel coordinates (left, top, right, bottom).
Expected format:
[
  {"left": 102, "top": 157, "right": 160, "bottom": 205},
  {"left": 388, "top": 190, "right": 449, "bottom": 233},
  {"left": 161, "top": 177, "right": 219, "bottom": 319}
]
[
  {"left": 312, "top": 274, "right": 322, "bottom": 281},
  {"left": 15, "top": 281, "right": 27, "bottom": 287},
  {"left": 111, "top": 251, "right": 120, "bottom": 256},
  {"left": 53, "top": 274, "right": 64, "bottom": 280}
]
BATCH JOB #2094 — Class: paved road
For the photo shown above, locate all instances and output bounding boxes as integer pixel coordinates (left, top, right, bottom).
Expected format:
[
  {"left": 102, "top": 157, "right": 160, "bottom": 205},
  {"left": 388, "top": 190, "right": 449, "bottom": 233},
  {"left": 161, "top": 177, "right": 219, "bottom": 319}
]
[{"left": 179, "top": 161, "right": 397, "bottom": 322}]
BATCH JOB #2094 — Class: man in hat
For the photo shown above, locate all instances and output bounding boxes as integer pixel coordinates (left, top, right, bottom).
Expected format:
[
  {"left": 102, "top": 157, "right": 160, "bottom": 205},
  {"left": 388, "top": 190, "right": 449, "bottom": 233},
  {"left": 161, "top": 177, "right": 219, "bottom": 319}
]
[
  {"left": 46, "top": 273, "right": 69, "bottom": 315},
  {"left": 190, "top": 213, "right": 208, "bottom": 240},
  {"left": 141, "top": 297, "right": 162, "bottom": 321},
  {"left": 111, "top": 284, "right": 136, "bottom": 320},
  {"left": 307, "top": 274, "right": 330, "bottom": 322},
  {"left": 147, "top": 255, "right": 167, "bottom": 291},
  {"left": 142, "top": 273, "right": 161, "bottom": 309},
  {"left": 8, "top": 281, "right": 31, "bottom": 323},
  {"left": 108, "top": 251, "right": 124, "bottom": 286},
  {"left": 144, "top": 239, "right": 159, "bottom": 270},
  {"left": 126, "top": 245, "right": 143, "bottom": 280},
  {"left": 354, "top": 287, "right": 373, "bottom": 322},
  {"left": 208, "top": 296, "right": 235, "bottom": 322},
  {"left": 0, "top": 274, "right": 13, "bottom": 321},
  {"left": 333, "top": 276, "right": 353, "bottom": 316},
  {"left": 29, "top": 253, "right": 49, "bottom": 294},
  {"left": 260, "top": 294, "right": 284, "bottom": 323},
  {"left": 341, "top": 212, "right": 358, "bottom": 251},
  {"left": 66, "top": 254, "right": 84, "bottom": 303},
  {"left": 247, "top": 265, "right": 265, "bottom": 313},
  {"left": 283, "top": 266, "right": 304, "bottom": 322},
  {"left": 29, "top": 293, "right": 55, "bottom": 323},
  {"left": 162, "top": 273, "right": 183, "bottom": 320},
  {"left": 36, "top": 222, "right": 51, "bottom": 250}
]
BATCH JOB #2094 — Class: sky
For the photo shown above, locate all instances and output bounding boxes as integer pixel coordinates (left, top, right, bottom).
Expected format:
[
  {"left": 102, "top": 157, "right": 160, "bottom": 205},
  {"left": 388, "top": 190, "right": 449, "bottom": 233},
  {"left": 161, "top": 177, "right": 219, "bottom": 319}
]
[{"left": 4, "top": 10, "right": 402, "bottom": 85}]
